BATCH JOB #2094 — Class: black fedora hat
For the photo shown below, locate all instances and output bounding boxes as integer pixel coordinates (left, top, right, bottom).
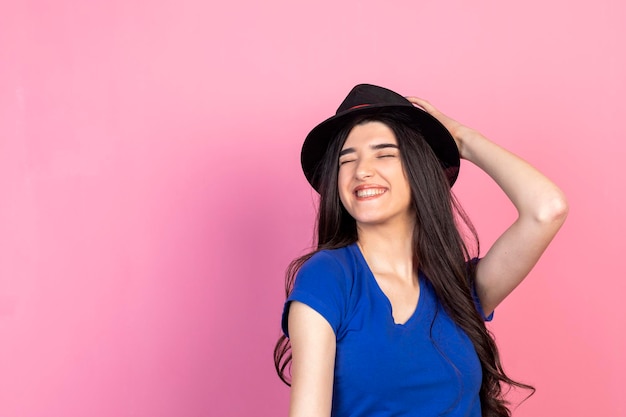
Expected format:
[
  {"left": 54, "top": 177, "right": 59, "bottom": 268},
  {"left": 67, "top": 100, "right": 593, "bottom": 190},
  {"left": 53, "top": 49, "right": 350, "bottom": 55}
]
[{"left": 301, "top": 84, "right": 460, "bottom": 191}]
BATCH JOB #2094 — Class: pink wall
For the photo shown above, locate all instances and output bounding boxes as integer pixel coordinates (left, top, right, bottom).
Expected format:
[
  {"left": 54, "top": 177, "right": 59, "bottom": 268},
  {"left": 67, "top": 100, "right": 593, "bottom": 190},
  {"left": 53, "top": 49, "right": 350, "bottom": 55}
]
[{"left": 1, "top": 0, "right": 624, "bottom": 416}]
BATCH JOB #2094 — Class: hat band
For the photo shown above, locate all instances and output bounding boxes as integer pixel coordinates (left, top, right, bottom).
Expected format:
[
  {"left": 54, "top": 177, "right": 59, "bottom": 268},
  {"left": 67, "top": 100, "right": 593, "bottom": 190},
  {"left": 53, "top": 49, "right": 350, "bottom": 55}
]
[{"left": 347, "top": 104, "right": 370, "bottom": 110}]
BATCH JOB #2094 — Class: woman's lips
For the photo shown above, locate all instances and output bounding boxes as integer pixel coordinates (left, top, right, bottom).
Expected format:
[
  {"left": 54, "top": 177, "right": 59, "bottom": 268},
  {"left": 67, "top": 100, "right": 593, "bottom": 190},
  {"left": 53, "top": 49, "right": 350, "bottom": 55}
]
[{"left": 354, "top": 186, "right": 387, "bottom": 199}]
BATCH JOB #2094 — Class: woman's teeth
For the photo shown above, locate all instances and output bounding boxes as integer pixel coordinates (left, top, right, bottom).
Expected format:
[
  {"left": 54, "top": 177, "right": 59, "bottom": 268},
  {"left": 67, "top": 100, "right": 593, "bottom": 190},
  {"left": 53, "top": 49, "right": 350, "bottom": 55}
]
[{"left": 356, "top": 188, "right": 386, "bottom": 198}]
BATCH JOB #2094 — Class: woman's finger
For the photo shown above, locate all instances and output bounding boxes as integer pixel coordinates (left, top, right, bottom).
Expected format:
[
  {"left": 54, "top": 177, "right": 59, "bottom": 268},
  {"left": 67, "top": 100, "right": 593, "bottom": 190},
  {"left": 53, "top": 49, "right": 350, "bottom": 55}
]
[{"left": 405, "top": 96, "right": 436, "bottom": 113}]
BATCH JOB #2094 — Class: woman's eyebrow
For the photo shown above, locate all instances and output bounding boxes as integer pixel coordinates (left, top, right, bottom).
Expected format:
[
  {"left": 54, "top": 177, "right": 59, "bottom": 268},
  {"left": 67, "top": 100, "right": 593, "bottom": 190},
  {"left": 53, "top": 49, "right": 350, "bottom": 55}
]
[
  {"left": 339, "top": 143, "right": 398, "bottom": 157},
  {"left": 371, "top": 143, "right": 399, "bottom": 150}
]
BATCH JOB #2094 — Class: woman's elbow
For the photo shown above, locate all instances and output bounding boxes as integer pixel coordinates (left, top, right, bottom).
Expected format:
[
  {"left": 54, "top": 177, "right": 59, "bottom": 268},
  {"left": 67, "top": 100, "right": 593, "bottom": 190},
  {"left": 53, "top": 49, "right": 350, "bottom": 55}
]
[{"left": 535, "top": 189, "right": 569, "bottom": 225}]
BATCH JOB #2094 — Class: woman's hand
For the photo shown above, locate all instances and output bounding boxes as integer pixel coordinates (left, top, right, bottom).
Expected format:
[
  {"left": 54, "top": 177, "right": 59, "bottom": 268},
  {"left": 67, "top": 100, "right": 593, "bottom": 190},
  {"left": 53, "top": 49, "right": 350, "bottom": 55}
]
[{"left": 405, "top": 96, "right": 475, "bottom": 159}]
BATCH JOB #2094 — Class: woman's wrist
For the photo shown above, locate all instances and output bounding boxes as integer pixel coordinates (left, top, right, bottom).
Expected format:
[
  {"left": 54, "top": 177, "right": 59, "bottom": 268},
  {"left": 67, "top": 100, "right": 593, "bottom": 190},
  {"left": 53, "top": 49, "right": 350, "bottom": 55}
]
[{"left": 453, "top": 126, "right": 486, "bottom": 161}]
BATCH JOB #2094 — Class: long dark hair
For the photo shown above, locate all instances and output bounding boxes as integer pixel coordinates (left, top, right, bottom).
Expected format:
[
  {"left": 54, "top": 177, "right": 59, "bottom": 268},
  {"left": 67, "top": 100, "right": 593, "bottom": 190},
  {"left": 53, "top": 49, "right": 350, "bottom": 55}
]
[{"left": 274, "top": 110, "right": 533, "bottom": 417}]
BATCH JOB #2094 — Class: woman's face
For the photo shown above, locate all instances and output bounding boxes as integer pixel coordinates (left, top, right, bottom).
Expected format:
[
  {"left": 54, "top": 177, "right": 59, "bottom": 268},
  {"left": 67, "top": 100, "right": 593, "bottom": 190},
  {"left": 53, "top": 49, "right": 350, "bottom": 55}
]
[{"left": 338, "top": 121, "right": 413, "bottom": 228}]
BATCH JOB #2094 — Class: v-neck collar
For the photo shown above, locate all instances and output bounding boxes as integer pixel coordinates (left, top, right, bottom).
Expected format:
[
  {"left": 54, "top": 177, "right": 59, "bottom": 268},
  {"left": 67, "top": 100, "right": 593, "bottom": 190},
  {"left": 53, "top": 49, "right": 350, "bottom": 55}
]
[{"left": 351, "top": 243, "right": 426, "bottom": 327}]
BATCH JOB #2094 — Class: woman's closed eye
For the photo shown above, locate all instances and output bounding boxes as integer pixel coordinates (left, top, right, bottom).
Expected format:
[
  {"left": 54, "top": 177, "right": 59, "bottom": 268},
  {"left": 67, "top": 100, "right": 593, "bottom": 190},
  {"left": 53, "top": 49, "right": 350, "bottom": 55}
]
[
  {"left": 339, "top": 158, "right": 356, "bottom": 166},
  {"left": 377, "top": 152, "right": 398, "bottom": 159}
]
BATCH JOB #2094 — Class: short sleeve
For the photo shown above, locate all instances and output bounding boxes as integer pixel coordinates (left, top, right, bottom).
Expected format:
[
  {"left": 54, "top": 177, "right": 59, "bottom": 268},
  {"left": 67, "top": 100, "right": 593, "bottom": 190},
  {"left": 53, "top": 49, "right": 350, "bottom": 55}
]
[
  {"left": 471, "top": 283, "right": 494, "bottom": 322},
  {"left": 281, "top": 251, "right": 349, "bottom": 338},
  {"left": 468, "top": 257, "right": 494, "bottom": 322}
]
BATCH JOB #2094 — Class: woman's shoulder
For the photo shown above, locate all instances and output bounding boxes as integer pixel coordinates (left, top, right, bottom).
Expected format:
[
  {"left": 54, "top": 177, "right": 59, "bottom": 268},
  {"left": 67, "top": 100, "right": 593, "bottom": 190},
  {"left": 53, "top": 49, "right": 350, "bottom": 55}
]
[
  {"left": 302, "top": 244, "right": 359, "bottom": 274},
  {"left": 295, "top": 244, "right": 362, "bottom": 291},
  {"left": 285, "top": 245, "right": 361, "bottom": 338}
]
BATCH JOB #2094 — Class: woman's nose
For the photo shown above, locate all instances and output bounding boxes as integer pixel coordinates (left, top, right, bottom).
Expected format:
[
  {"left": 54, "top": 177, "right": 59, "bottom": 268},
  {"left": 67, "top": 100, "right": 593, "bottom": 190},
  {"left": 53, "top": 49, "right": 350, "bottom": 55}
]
[{"left": 355, "top": 159, "right": 374, "bottom": 180}]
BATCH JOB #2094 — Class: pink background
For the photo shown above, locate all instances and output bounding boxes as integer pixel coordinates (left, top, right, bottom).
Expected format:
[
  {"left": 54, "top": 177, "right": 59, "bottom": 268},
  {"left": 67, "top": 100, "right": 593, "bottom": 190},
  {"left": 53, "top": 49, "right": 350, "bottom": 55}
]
[{"left": 1, "top": 0, "right": 624, "bottom": 416}]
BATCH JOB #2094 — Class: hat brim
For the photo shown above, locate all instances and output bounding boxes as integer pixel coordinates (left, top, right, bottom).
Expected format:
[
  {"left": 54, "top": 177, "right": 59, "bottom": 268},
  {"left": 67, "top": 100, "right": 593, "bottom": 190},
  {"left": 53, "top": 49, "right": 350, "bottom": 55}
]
[{"left": 301, "top": 104, "right": 460, "bottom": 191}]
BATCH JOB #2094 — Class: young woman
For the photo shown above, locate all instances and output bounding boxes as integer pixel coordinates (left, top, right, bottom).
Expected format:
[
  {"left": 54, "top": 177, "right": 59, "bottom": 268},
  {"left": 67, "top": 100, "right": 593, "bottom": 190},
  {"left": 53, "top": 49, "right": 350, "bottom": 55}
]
[{"left": 274, "top": 84, "right": 568, "bottom": 417}]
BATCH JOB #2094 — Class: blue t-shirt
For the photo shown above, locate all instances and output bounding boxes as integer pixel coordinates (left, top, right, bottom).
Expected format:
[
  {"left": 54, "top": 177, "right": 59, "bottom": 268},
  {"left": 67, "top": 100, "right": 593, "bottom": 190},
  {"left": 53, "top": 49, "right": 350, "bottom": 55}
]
[{"left": 282, "top": 243, "right": 492, "bottom": 417}]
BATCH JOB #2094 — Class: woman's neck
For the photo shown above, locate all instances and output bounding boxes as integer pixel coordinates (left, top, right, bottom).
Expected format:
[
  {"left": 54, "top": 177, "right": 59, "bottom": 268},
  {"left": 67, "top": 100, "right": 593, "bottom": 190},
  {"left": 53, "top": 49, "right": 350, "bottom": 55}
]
[{"left": 356, "top": 220, "right": 416, "bottom": 283}]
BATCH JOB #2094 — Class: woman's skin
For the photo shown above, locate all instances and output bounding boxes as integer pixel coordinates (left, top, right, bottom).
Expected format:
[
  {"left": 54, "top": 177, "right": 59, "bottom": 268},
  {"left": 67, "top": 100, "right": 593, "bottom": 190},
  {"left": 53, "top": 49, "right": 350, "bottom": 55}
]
[{"left": 287, "top": 99, "right": 569, "bottom": 417}]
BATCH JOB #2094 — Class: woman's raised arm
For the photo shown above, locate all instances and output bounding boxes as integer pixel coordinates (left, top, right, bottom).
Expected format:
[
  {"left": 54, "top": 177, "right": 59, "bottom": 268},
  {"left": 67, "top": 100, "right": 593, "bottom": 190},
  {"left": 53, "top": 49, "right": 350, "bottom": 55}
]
[{"left": 407, "top": 97, "right": 569, "bottom": 316}]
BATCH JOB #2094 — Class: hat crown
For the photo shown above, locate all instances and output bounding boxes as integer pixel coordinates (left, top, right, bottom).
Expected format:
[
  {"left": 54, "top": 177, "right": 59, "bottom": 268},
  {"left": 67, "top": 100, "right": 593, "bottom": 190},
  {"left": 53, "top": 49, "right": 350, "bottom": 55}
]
[
  {"left": 336, "top": 84, "right": 412, "bottom": 115},
  {"left": 301, "top": 84, "right": 460, "bottom": 191}
]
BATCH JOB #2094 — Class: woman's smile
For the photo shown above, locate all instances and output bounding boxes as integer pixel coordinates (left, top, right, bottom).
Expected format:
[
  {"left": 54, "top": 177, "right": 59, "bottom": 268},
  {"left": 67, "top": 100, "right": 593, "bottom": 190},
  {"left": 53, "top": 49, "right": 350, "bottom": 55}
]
[{"left": 354, "top": 185, "right": 388, "bottom": 199}]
